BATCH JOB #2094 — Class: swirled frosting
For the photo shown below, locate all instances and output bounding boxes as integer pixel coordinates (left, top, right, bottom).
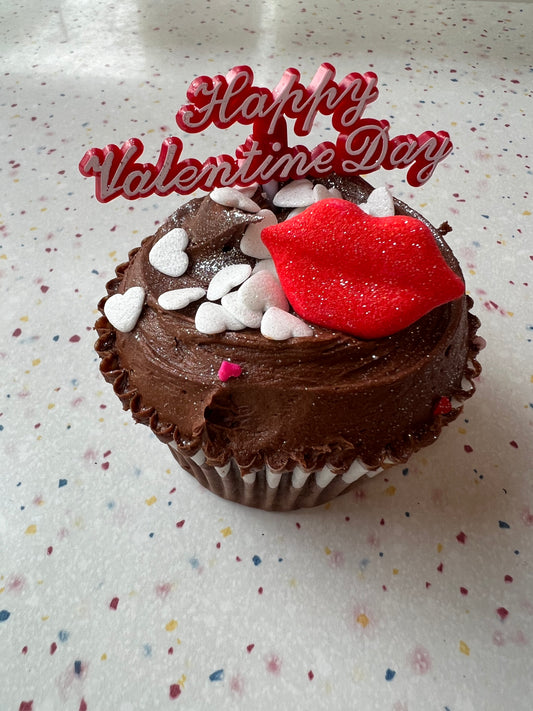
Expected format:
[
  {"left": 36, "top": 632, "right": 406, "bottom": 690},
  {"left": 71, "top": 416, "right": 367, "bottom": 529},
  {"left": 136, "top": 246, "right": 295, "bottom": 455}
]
[{"left": 95, "top": 175, "right": 482, "bottom": 475}]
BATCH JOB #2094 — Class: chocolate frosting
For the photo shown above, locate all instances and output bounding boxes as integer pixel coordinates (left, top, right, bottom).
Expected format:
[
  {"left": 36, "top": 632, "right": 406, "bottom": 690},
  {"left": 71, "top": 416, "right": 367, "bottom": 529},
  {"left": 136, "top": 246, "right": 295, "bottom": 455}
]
[{"left": 95, "top": 175, "right": 482, "bottom": 475}]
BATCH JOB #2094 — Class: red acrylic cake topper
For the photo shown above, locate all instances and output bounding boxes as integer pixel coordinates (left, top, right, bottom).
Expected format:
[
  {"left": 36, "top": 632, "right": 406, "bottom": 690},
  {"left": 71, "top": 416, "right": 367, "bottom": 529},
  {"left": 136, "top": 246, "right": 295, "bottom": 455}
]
[
  {"left": 79, "top": 64, "right": 453, "bottom": 202},
  {"left": 260, "top": 199, "right": 465, "bottom": 339}
]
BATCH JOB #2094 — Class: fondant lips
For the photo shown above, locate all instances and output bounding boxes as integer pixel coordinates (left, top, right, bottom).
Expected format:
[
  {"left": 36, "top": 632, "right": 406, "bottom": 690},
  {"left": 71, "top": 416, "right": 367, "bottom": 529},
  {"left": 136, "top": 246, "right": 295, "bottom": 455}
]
[{"left": 261, "top": 198, "right": 464, "bottom": 339}]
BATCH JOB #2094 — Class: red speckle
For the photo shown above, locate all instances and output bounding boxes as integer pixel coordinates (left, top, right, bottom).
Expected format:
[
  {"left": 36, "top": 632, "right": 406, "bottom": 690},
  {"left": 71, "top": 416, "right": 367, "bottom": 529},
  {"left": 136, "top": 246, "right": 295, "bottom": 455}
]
[
  {"left": 295, "top": 522, "right": 301, "bottom": 529},
  {"left": 13, "top": 328, "right": 22, "bottom": 337},
  {"left": 437, "top": 563, "right": 444, "bottom": 573},
  {"left": 101, "top": 462, "right": 110, "bottom": 471},
  {"left": 433, "top": 396, "right": 452, "bottom": 415},
  {"left": 19, "top": 703, "right": 33, "bottom": 711},
  {"left": 456, "top": 531, "right": 467, "bottom": 544},
  {"left": 22, "top": 646, "right": 28, "bottom": 655},
  {"left": 380, "top": 518, "right": 385, "bottom": 526},
  {"left": 216, "top": 542, "right": 221, "bottom": 549},
  {"left": 265, "top": 653, "right": 282, "bottom": 675},
  {"left": 109, "top": 597, "right": 119, "bottom": 610},
  {"left": 460, "top": 587, "right": 469, "bottom": 596},
  {"left": 521, "top": 507, "right": 533, "bottom": 526},
  {"left": 246, "top": 644, "right": 255, "bottom": 653},
  {"left": 169, "top": 684, "right": 181, "bottom": 699},
  {"left": 464, "top": 445, "right": 473, "bottom": 453},
  {"left": 176, "top": 519, "right": 185, "bottom": 528},
  {"left": 236, "top": 556, "right": 242, "bottom": 562},
  {"left": 496, "top": 607, "right": 509, "bottom": 621},
  {"left": 50, "top": 642, "right": 57, "bottom": 655},
  {"left": 169, "top": 487, "right": 176, "bottom": 494},
  {"left": 69, "top": 335, "right": 81, "bottom": 343},
  {"left": 409, "top": 645, "right": 432, "bottom": 675},
  {"left": 258, "top": 587, "right": 263, "bottom": 595},
  {"left": 168, "top": 647, "right": 174, "bottom": 655},
  {"left": 308, "top": 670, "right": 314, "bottom": 680},
  {"left": 7, "top": 575, "right": 26, "bottom": 593},
  {"left": 504, "top": 575, "right": 513, "bottom": 583},
  {"left": 382, "top": 585, "right": 387, "bottom": 591},
  {"left": 230, "top": 674, "right": 244, "bottom": 695},
  {"left": 79, "top": 700, "right": 88, "bottom": 711},
  {"left": 40, "top": 285, "right": 49, "bottom": 293},
  {"left": 509, "top": 440, "right": 518, "bottom": 448},
  {"left": 426, "top": 582, "right": 431, "bottom": 589}
]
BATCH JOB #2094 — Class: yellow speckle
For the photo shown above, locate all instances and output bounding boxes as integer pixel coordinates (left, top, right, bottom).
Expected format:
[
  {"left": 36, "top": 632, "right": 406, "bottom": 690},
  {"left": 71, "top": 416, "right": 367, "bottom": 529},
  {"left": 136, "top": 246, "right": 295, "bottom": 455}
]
[
  {"left": 356, "top": 613, "right": 369, "bottom": 628},
  {"left": 469, "top": 269, "right": 476, "bottom": 276},
  {"left": 166, "top": 619, "right": 178, "bottom": 632},
  {"left": 506, "top": 311, "right": 513, "bottom": 317},
  {"left": 32, "top": 358, "right": 41, "bottom": 367},
  {"left": 324, "top": 502, "right": 332, "bottom": 510},
  {"left": 392, "top": 568, "right": 399, "bottom": 575},
  {"left": 25, "top": 524, "right": 37, "bottom": 535},
  {"left": 178, "top": 674, "right": 187, "bottom": 686},
  {"left": 48, "top": 403, "right": 55, "bottom": 410},
  {"left": 101, "top": 653, "right": 107, "bottom": 661},
  {"left": 145, "top": 496, "right": 157, "bottom": 506},
  {"left": 220, "top": 526, "right": 232, "bottom": 538},
  {"left": 523, "top": 210, "right": 531, "bottom": 216},
  {"left": 41, "top": 615, "right": 49, "bottom": 621},
  {"left": 385, "top": 485, "right": 396, "bottom": 496},
  {"left": 459, "top": 640, "right": 470, "bottom": 656},
  {"left": 458, "top": 427, "right": 467, "bottom": 435},
  {"left": 324, "top": 546, "right": 331, "bottom": 555},
  {"left": 437, "top": 543, "right": 443, "bottom": 553},
  {"left": 289, "top": 578, "right": 297, "bottom": 588},
  {"left": 0, "top": 254, "right": 7, "bottom": 260},
  {"left": 98, "top": 417, "right": 104, "bottom": 423},
  {"left": 0, "top": 587, "right": 4, "bottom": 594},
  {"left": 108, "top": 251, "right": 116, "bottom": 258},
  {"left": 176, "top": 638, "right": 182, "bottom": 645},
  {"left": 20, "top": 315, "right": 29, "bottom": 322}
]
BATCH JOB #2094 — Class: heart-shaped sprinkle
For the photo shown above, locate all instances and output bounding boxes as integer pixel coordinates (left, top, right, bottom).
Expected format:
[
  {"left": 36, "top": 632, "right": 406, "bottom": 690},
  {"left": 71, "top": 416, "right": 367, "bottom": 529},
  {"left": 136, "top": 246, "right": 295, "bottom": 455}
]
[
  {"left": 158, "top": 287, "right": 205, "bottom": 310},
  {"left": 359, "top": 186, "right": 395, "bottom": 217},
  {"left": 261, "top": 198, "right": 465, "bottom": 339},
  {"left": 149, "top": 228, "right": 189, "bottom": 277},
  {"left": 220, "top": 291, "right": 263, "bottom": 329},
  {"left": 240, "top": 209, "right": 278, "bottom": 259},
  {"left": 210, "top": 187, "right": 260, "bottom": 213},
  {"left": 238, "top": 270, "right": 289, "bottom": 313},
  {"left": 312, "top": 183, "right": 342, "bottom": 202},
  {"left": 260, "top": 307, "right": 313, "bottom": 340},
  {"left": 252, "top": 258, "right": 279, "bottom": 279},
  {"left": 104, "top": 286, "right": 145, "bottom": 333},
  {"left": 218, "top": 360, "right": 243, "bottom": 382},
  {"left": 195, "top": 301, "right": 245, "bottom": 334},
  {"left": 273, "top": 179, "right": 315, "bottom": 208},
  {"left": 207, "top": 264, "right": 252, "bottom": 301}
]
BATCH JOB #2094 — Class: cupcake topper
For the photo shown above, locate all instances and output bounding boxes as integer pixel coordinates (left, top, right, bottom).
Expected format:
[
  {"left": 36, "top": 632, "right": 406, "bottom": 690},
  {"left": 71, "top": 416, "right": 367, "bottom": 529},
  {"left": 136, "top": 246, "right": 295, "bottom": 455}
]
[{"left": 79, "top": 64, "right": 453, "bottom": 202}]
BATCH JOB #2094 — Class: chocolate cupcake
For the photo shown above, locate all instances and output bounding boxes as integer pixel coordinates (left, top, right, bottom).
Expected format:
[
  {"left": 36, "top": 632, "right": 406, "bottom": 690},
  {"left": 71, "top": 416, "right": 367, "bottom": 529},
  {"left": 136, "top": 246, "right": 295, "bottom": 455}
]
[{"left": 95, "top": 174, "right": 483, "bottom": 511}]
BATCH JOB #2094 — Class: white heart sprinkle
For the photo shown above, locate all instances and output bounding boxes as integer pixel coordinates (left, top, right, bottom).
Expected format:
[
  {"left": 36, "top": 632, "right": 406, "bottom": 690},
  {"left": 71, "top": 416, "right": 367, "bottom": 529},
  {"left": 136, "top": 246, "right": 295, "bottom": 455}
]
[
  {"left": 233, "top": 184, "right": 258, "bottom": 198},
  {"left": 359, "top": 187, "right": 395, "bottom": 217},
  {"left": 207, "top": 263, "right": 252, "bottom": 301},
  {"left": 273, "top": 179, "right": 315, "bottom": 208},
  {"left": 238, "top": 270, "right": 288, "bottom": 313},
  {"left": 252, "top": 258, "right": 279, "bottom": 279},
  {"left": 240, "top": 209, "right": 277, "bottom": 259},
  {"left": 260, "top": 307, "right": 313, "bottom": 340},
  {"left": 195, "top": 301, "right": 245, "bottom": 334},
  {"left": 210, "top": 187, "right": 261, "bottom": 213},
  {"left": 262, "top": 179, "right": 279, "bottom": 203},
  {"left": 104, "top": 286, "right": 145, "bottom": 333},
  {"left": 312, "top": 183, "right": 343, "bottom": 201},
  {"left": 220, "top": 291, "right": 263, "bottom": 329},
  {"left": 158, "top": 287, "right": 205, "bottom": 311},
  {"left": 149, "top": 228, "right": 189, "bottom": 277}
]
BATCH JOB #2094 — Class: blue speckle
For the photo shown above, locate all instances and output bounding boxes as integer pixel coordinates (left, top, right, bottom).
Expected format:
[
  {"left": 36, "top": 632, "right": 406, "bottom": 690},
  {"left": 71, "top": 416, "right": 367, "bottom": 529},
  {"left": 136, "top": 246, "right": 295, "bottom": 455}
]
[
  {"left": 149, "top": 532, "right": 154, "bottom": 538},
  {"left": 209, "top": 669, "right": 224, "bottom": 682},
  {"left": 252, "top": 555, "right": 262, "bottom": 566},
  {"left": 385, "top": 668, "right": 396, "bottom": 681},
  {"left": 58, "top": 630, "right": 70, "bottom": 643},
  {"left": 107, "top": 500, "right": 115, "bottom": 510},
  {"left": 53, "top": 335, "right": 60, "bottom": 341},
  {"left": 143, "top": 644, "right": 152, "bottom": 657},
  {"left": 359, "top": 558, "right": 370, "bottom": 571},
  {"left": 58, "top": 478, "right": 68, "bottom": 488},
  {"left": 0, "top": 610, "right": 11, "bottom": 622},
  {"left": 189, "top": 557, "right": 200, "bottom": 569},
  {"left": 74, "top": 660, "right": 82, "bottom": 675},
  {"left": 402, "top": 468, "right": 409, "bottom": 476},
  {"left": 0, "top": 425, "right": 3, "bottom": 432},
  {"left": 499, "top": 520, "right": 510, "bottom": 529}
]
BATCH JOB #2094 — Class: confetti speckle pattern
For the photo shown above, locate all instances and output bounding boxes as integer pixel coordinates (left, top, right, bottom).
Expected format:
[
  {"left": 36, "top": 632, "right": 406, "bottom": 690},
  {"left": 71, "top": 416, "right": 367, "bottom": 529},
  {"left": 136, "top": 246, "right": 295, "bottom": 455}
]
[{"left": 1, "top": 1, "right": 532, "bottom": 709}]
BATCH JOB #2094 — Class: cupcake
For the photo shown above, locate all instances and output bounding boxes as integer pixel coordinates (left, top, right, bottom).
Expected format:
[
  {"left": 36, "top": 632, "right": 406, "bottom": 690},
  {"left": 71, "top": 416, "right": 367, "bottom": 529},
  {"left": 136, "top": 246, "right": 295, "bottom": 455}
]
[{"left": 95, "top": 174, "right": 483, "bottom": 511}]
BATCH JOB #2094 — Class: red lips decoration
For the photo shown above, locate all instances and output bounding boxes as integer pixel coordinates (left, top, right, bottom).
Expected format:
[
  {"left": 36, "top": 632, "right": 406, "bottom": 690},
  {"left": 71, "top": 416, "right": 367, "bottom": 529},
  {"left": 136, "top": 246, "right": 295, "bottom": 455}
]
[{"left": 261, "top": 198, "right": 464, "bottom": 339}]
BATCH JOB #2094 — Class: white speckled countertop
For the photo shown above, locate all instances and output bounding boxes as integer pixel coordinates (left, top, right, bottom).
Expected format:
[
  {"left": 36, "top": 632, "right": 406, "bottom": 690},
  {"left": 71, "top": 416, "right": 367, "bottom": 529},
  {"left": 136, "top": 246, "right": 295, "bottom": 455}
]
[{"left": 1, "top": 1, "right": 532, "bottom": 709}]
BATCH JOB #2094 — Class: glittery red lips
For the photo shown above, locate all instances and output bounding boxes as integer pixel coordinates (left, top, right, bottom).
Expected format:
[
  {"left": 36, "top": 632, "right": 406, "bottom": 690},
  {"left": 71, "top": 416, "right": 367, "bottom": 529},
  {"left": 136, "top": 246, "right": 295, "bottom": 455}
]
[{"left": 261, "top": 198, "right": 465, "bottom": 339}]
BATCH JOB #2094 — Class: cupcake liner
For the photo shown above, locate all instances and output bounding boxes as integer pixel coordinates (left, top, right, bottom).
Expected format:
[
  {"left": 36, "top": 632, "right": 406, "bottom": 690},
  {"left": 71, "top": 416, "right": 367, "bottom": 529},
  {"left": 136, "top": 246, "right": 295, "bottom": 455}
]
[{"left": 168, "top": 441, "right": 383, "bottom": 511}]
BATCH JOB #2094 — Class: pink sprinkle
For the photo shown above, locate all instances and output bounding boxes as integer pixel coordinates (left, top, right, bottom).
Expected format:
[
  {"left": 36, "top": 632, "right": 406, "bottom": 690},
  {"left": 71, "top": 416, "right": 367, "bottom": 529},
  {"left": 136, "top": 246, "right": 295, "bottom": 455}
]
[
  {"left": 464, "top": 444, "right": 473, "bottom": 453},
  {"left": 217, "top": 360, "right": 242, "bottom": 382},
  {"left": 176, "top": 520, "right": 185, "bottom": 528},
  {"left": 12, "top": 328, "right": 22, "bottom": 337},
  {"left": 246, "top": 644, "right": 255, "bottom": 653},
  {"left": 437, "top": 563, "right": 444, "bottom": 573},
  {"left": 456, "top": 531, "right": 467, "bottom": 544},
  {"left": 496, "top": 607, "right": 509, "bottom": 621},
  {"left": 504, "top": 575, "right": 513, "bottom": 583},
  {"left": 109, "top": 597, "right": 119, "bottom": 610},
  {"left": 69, "top": 335, "right": 81, "bottom": 343},
  {"left": 460, "top": 587, "right": 469, "bottom": 596},
  {"left": 50, "top": 642, "right": 57, "bottom": 655},
  {"left": 509, "top": 440, "right": 518, "bottom": 448},
  {"left": 308, "top": 670, "right": 314, "bottom": 680}
]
